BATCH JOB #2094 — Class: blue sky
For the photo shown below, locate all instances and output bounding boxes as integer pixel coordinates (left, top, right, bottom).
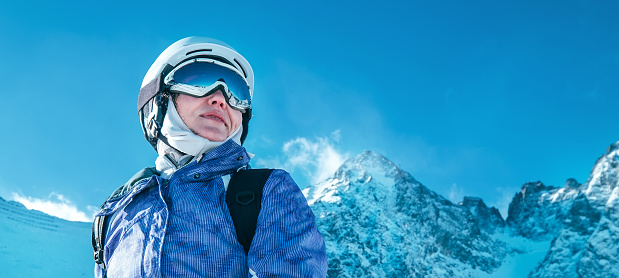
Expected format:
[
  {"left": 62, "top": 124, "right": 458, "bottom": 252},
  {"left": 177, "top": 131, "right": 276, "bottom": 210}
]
[{"left": 0, "top": 0, "right": 617, "bottom": 221}]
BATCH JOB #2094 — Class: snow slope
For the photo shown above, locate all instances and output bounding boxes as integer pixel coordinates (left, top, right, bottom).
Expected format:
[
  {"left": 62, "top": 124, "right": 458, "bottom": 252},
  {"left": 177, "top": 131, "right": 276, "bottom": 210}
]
[{"left": 0, "top": 196, "right": 92, "bottom": 277}]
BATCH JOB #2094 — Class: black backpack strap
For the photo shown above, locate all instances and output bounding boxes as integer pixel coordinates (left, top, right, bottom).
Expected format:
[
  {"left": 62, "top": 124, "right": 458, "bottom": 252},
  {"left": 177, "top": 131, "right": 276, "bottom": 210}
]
[
  {"left": 92, "top": 215, "right": 108, "bottom": 274},
  {"left": 225, "top": 168, "right": 273, "bottom": 254},
  {"left": 91, "top": 167, "right": 159, "bottom": 273}
]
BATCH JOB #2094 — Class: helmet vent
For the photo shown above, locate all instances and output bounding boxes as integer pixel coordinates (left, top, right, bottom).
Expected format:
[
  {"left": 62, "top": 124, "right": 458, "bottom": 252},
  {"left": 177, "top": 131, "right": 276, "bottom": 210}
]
[
  {"left": 186, "top": 49, "right": 213, "bottom": 56},
  {"left": 234, "top": 58, "right": 248, "bottom": 78}
]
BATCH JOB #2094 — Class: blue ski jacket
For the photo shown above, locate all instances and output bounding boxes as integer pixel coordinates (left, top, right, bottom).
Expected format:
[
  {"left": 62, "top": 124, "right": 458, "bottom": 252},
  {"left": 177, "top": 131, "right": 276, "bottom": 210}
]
[{"left": 94, "top": 140, "right": 327, "bottom": 277}]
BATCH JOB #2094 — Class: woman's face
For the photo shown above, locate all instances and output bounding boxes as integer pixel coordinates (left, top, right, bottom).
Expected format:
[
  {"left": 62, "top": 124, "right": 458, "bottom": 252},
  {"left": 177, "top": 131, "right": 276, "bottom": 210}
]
[{"left": 174, "top": 90, "right": 243, "bottom": 141}]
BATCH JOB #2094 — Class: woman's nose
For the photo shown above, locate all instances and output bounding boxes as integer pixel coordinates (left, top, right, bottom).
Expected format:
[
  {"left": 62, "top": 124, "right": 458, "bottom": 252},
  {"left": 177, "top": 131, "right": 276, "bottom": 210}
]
[{"left": 208, "top": 90, "right": 228, "bottom": 109}]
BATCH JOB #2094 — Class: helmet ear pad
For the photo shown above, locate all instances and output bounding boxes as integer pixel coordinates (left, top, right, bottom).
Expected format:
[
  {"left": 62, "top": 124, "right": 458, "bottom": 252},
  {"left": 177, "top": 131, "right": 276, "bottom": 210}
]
[
  {"left": 139, "top": 93, "right": 169, "bottom": 150},
  {"left": 240, "top": 109, "right": 251, "bottom": 145}
]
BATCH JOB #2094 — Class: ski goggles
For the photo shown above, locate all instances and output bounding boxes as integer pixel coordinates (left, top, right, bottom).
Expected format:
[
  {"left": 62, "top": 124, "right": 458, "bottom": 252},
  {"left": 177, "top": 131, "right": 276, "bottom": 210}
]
[{"left": 164, "top": 58, "right": 252, "bottom": 112}]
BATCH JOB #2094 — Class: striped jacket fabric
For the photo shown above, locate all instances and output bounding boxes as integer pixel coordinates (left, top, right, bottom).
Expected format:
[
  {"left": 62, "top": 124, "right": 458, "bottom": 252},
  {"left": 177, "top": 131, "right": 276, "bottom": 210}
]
[{"left": 94, "top": 140, "right": 327, "bottom": 277}]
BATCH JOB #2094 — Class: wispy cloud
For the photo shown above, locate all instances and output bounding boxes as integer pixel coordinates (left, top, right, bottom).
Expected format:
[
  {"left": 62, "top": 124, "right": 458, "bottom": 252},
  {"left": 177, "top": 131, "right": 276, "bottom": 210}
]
[
  {"left": 11, "top": 192, "right": 97, "bottom": 222},
  {"left": 448, "top": 183, "right": 465, "bottom": 204},
  {"left": 256, "top": 130, "right": 348, "bottom": 186},
  {"left": 490, "top": 186, "right": 519, "bottom": 220}
]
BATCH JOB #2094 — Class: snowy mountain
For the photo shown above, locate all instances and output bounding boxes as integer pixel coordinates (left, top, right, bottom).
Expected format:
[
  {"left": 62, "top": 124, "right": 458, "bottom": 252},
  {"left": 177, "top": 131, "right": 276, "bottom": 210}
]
[
  {"left": 507, "top": 142, "right": 619, "bottom": 278},
  {"left": 305, "top": 140, "right": 619, "bottom": 277},
  {"left": 304, "top": 151, "right": 511, "bottom": 277},
  {"left": 0, "top": 196, "right": 92, "bottom": 277}
]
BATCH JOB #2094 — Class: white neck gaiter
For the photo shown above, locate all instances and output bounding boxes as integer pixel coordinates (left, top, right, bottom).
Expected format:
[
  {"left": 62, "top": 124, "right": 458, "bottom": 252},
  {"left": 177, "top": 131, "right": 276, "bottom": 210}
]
[{"left": 155, "top": 98, "right": 243, "bottom": 178}]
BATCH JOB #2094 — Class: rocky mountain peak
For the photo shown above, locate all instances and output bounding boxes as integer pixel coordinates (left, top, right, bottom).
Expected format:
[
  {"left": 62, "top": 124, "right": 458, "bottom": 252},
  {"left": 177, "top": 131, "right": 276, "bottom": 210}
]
[
  {"left": 459, "top": 196, "right": 506, "bottom": 234},
  {"left": 459, "top": 196, "right": 483, "bottom": 206},
  {"left": 583, "top": 140, "right": 619, "bottom": 210},
  {"left": 305, "top": 150, "right": 417, "bottom": 205},
  {"left": 333, "top": 150, "right": 415, "bottom": 185},
  {"left": 564, "top": 178, "right": 580, "bottom": 188},
  {"left": 505, "top": 181, "right": 564, "bottom": 239},
  {"left": 606, "top": 141, "right": 619, "bottom": 155},
  {"left": 521, "top": 181, "right": 557, "bottom": 195}
]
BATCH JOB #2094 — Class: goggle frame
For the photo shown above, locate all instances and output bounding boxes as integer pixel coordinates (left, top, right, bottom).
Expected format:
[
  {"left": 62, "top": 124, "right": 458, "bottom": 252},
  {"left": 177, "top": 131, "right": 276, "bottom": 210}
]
[{"left": 163, "top": 58, "right": 252, "bottom": 112}]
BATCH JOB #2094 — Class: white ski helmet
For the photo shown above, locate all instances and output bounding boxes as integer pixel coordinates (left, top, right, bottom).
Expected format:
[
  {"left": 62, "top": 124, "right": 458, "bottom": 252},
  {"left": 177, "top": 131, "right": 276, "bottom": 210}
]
[{"left": 138, "top": 37, "right": 254, "bottom": 150}]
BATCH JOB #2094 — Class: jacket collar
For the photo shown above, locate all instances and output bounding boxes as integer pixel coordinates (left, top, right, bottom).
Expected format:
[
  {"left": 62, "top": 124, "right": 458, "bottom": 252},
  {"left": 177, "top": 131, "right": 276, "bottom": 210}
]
[
  {"left": 97, "top": 141, "right": 251, "bottom": 216},
  {"left": 169, "top": 139, "right": 252, "bottom": 182}
]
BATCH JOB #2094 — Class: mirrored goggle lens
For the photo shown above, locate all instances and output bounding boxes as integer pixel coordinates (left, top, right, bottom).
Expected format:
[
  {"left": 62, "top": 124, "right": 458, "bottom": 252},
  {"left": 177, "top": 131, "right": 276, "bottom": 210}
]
[{"left": 168, "top": 61, "right": 251, "bottom": 103}]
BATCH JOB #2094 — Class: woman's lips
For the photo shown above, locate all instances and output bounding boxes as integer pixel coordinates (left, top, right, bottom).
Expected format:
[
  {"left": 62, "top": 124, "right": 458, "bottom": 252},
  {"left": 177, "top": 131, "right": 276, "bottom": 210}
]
[{"left": 200, "top": 113, "right": 227, "bottom": 126}]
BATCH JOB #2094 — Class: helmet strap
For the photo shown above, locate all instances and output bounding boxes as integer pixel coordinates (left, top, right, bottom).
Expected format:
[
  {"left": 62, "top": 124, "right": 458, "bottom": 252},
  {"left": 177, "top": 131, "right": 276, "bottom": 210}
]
[
  {"left": 240, "top": 108, "right": 251, "bottom": 144},
  {"left": 141, "top": 93, "right": 169, "bottom": 150}
]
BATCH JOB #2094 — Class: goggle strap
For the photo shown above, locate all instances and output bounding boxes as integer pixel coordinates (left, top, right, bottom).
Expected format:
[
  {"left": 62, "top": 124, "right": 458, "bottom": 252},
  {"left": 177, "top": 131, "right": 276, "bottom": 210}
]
[
  {"left": 138, "top": 64, "right": 174, "bottom": 111},
  {"left": 138, "top": 75, "right": 161, "bottom": 111}
]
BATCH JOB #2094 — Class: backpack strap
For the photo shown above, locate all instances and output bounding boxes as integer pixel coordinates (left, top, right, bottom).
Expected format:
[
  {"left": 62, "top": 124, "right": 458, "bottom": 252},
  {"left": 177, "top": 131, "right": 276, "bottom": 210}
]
[
  {"left": 92, "top": 214, "right": 107, "bottom": 273},
  {"left": 225, "top": 168, "right": 274, "bottom": 254},
  {"left": 92, "top": 167, "right": 159, "bottom": 273}
]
